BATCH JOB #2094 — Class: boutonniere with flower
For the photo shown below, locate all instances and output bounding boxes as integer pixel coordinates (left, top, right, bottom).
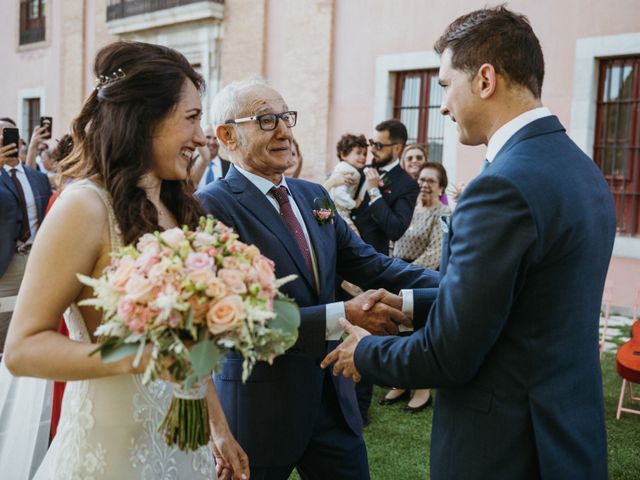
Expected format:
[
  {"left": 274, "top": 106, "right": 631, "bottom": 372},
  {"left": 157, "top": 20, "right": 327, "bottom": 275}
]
[
  {"left": 312, "top": 197, "right": 336, "bottom": 225},
  {"left": 378, "top": 175, "right": 392, "bottom": 195}
]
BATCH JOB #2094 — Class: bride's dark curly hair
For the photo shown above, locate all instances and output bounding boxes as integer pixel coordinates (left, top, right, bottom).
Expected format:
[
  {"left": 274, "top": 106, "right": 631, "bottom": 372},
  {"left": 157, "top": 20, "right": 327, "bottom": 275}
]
[{"left": 60, "top": 41, "right": 204, "bottom": 244}]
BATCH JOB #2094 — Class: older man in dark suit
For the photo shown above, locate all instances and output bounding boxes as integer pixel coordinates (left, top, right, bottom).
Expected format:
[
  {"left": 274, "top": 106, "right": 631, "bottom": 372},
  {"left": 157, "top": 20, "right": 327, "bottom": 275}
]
[
  {"left": 0, "top": 119, "right": 52, "bottom": 353},
  {"left": 324, "top": 7, "right": 615, "bottom": 479},
  {"left": 197, "top": 78, "right": 438, "bottom": 480}
]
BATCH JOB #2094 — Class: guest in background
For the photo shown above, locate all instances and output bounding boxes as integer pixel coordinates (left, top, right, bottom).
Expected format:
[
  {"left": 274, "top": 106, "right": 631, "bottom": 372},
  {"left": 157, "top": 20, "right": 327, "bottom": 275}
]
[
  {"left": 25, "top": 125, "right": 50, "bottom": 171},
  {"left": 0, "top": 119, "right": 52, "bottom": 355},
  {"left": 379, "top": 162, "right": 451, "bottom": 412},
  {"left": 328, "top": 134, "right": 367, "bottom": 233},
  {"left": 401, "top": 143, "right": 448, "bottom": 205},
  {"left": 400, "top": 143, "right": 428, "bottom": 181},
  {"left": 194, "top": 123, "right": 231, "bottom": 189},
  {"left": 350, "top": 119, "right": 419, "bottom": 424},
  {"left": 284, "top": 137, "right": 303, "bottom": 178}
]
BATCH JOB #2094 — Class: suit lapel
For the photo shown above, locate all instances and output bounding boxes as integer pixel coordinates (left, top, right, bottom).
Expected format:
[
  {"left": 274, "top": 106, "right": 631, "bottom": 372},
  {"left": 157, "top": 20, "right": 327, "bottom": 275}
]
[
  {"left": 226, "top": 168, "right": 316, "bottom": 291},
  {"left": 0, "top": 168, "right": 19, "bottom": 202}
]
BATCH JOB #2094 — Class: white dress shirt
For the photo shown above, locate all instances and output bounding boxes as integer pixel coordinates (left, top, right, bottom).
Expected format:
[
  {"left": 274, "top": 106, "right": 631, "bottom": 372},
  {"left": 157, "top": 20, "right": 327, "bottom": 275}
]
[
  {"left": 234, "top": 165, "right": 345, "bottom": 340},
  {"left": 3, "top": 163, "right": 38, "bottom": 245},
  {"left": 486, "top": 107, "right": 552, "bottom": 163},
  {"left": 358, "top": 158, "right": 400, "bottom": 204}
]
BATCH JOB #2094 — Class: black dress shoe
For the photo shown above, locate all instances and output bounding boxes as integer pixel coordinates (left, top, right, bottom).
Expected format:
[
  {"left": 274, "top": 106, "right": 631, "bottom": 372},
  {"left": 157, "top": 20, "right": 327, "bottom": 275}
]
[
  {"left": 378, "top": 389, "right": 410, "bottom": 406},
  {"left": 404, "top": 395, "right": 432, "bottom": 414}
]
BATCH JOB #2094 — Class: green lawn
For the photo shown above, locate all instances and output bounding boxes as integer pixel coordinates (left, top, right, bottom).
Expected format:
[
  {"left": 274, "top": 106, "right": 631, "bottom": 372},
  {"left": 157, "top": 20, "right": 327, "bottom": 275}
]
[{"left": 290, "top": 351, "right": 640, "bottom": 479}]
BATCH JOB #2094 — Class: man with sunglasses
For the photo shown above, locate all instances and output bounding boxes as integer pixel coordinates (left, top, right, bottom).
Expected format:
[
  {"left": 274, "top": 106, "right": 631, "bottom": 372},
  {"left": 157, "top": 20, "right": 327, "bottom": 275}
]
[
  {"left": 197, "top": 78, "right": 438, "bottom": 480},
  {"left": 349, "top": 119, "right": 419, "bottom": 423}
]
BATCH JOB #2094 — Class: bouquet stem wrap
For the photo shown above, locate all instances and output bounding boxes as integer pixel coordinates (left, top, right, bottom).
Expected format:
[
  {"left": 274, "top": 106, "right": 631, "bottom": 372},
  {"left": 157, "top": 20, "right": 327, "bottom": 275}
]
[{"left": 158, "top": 382, "right": 210, "bottom": 451}]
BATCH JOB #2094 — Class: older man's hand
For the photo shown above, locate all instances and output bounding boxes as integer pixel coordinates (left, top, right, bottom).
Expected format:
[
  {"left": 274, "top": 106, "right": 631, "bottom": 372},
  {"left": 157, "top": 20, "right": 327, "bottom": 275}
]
[
  {"left": 344, "top": 290, "right": 409, "bottom": 335},
  {"left": 321, "top": 318, "right": 369, "bottom": 382}
]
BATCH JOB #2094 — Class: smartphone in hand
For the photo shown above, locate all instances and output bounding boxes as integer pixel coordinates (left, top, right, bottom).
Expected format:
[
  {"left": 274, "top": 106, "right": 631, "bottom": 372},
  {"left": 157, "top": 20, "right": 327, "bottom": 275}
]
[
  {"left": 2, "top": 127, "right": 20, "bottom": 158},
  {"left": 40, "top": 116, "right": 52, "bottom": 139}
]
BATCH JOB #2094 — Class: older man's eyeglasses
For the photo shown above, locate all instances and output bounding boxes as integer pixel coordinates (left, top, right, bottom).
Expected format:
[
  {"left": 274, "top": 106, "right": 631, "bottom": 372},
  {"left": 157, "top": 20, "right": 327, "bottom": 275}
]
[
  {"left": 225, "top": 111, "right": 297, "bottom": 131},
  {"left": 368, "top": 139, "right": 398, "bottom": 150}
]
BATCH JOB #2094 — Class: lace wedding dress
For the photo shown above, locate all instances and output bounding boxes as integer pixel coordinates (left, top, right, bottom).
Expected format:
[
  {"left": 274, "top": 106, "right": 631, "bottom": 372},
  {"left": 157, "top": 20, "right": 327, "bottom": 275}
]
[{"left": 33, "top": 180, "right": 216, "bottom": 479}]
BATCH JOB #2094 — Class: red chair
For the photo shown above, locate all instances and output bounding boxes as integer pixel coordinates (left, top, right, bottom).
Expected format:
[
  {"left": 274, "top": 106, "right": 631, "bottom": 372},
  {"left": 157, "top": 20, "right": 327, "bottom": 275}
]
[{"left": 615, "top": 319, "right": 640, "bottom": 419}]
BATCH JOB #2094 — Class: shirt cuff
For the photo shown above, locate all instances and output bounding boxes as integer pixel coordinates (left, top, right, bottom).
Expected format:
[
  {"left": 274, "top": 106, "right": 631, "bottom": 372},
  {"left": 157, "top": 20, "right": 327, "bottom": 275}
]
[
  {"left": 398, "top": 289, "right": 414, "bottom": 333},
  {"left": 325, "top": 302, "right": 345, "bottom": 340},
  {"left": 368, "top": 195, "right": 381, "bottom": 205}
]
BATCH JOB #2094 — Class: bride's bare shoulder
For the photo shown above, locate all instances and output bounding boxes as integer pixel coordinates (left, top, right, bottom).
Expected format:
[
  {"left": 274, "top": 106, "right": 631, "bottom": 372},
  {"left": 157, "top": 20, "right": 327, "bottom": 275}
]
[{"left": 40, "top": 183, "right": 111, "bottom": 247}]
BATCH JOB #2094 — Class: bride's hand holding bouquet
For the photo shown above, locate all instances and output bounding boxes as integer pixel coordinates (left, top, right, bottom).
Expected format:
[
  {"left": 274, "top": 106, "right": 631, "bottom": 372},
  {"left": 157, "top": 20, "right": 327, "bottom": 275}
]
[{"left": 78, "top": 216, "right": 300, "bottom": 452}]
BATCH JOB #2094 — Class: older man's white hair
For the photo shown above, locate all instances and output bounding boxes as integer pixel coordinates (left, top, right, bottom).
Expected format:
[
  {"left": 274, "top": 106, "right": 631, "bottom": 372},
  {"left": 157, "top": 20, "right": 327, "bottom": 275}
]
[{"left": 210, "top": 76, "right": 270, "bottom": 128}]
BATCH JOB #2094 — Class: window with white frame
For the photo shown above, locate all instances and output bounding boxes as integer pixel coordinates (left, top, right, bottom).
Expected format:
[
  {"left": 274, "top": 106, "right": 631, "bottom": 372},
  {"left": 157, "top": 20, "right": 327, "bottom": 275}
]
[
  {"left": 593, "top": 56, "right": 640, "bottom": 236},
  {"left": 393, "top": 69, "right": 445, "bottom": 162}
]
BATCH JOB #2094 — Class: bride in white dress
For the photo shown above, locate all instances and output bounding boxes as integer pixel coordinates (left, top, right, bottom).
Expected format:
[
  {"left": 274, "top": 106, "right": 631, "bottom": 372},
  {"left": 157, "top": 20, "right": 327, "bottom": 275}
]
[{"left": 2, "top": 41, "right": 248, "bottom": 480}]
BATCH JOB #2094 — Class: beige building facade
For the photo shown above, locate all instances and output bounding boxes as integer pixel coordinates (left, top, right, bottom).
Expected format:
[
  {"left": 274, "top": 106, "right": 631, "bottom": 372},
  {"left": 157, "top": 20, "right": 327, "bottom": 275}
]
[{"left": 1, "top": 0, "right": 639, "bottom": 311}]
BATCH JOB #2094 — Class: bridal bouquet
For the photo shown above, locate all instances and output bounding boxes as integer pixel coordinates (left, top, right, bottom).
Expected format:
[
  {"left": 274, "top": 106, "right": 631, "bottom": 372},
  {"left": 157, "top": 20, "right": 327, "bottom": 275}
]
[{"left": 78, "top": 216, "right": 300, "bottom": 451}]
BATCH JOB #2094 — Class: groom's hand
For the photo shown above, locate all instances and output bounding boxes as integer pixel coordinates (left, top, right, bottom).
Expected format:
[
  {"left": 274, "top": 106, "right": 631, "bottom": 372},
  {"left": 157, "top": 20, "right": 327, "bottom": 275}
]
[
  {"left": 360, "top": 288, "right": 403, "bottom": 312},
  {"left": 321, "top": 318, "right": 369, "bottom": 382},
  {"left": 345, "top": 290, "right": 408, "bottom": 335}
]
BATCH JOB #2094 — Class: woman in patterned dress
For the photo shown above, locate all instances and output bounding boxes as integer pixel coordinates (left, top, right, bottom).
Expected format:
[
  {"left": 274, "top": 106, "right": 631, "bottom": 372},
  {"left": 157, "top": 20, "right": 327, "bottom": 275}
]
[{"left": 379, "top": 163, "right": 451, "bottom": 412}]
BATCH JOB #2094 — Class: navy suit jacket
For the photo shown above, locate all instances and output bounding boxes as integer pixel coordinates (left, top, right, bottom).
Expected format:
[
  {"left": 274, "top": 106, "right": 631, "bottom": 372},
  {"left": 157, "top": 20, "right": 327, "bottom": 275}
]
[
  {"left": 197, "top": 165, "right": 438, "bottom": 466},
  {"left": 0, "top": 166, "right": 51, "bottom": 277},
  {"left": 351, "top": 164, "right": 418, "bottom": 255},
  {"left": 355, "top": 116, "right": 615, "bottom": 479}
]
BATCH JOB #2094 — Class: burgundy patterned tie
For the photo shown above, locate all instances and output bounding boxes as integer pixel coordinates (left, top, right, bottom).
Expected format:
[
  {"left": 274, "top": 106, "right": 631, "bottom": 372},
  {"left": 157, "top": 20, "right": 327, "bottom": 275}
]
[
  {"left": 270, "top": 186, "right": 313, "bottom": 274},
  {"left": 10, "top": 168, "right": 31, "bottom": 243}
]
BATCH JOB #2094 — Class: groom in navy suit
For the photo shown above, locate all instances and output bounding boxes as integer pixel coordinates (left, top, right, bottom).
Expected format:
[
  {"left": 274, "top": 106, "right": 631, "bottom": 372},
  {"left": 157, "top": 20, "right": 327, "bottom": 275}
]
[
  {"left": 198, "top": 79, "right": 438, "bottom": 479},
  {"left": 324, "top": 7, "right": 615, "bottom": 479}
]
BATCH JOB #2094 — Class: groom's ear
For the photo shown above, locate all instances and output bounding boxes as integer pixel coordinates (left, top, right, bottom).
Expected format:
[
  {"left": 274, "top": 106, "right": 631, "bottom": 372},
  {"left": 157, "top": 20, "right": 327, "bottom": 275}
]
[
  {"left": 476, "top": 63, "right": 497, "bottom": 100},
  {"left": 216, "top": 124, "right": 239, "bottom": 151}
]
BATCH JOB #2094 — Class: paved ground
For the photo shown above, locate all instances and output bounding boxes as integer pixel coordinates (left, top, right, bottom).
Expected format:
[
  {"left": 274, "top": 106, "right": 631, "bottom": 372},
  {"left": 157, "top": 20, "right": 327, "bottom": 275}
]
[{"left": 600, "top": 314, "right": 636, "bottom": 352}]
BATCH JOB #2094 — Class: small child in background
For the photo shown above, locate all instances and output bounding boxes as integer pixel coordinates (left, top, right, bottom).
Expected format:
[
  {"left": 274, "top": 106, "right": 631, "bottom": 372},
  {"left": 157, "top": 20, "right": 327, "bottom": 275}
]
[{"left": 329, "top": 133, "right": 368, "bottom": 233}]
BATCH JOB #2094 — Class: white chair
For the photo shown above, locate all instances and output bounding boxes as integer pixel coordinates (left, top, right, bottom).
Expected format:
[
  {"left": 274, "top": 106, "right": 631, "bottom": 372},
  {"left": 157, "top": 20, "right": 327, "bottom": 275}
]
[{"left": 599, "top": 284, "right": 613, "bottom": 358}]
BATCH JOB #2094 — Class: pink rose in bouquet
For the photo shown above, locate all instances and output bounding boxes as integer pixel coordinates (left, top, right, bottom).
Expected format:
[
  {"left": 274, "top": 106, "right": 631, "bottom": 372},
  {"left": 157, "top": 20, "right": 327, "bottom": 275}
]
[{"left": 206, "top": 294, "right": 245, "bottom": 335}]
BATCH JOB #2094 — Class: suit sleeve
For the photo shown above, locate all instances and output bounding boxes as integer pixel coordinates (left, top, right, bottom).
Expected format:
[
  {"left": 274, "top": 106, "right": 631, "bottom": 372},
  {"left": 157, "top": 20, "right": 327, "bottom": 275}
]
[
  {"left": 333, "top": 208, "right": 440, "bottom": 292},
  {"left": 366, "top": 179, "right": 418, "bottom": 241},
  {"left": 354, "top": 175, "right": 537, "bottom": 388}
]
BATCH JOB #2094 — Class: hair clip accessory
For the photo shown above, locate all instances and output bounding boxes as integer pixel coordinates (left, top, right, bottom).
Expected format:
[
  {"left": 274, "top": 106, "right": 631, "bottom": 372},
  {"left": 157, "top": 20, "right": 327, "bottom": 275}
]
[{"left": 95, "top": 68, "right": 126, "bottom": 91}]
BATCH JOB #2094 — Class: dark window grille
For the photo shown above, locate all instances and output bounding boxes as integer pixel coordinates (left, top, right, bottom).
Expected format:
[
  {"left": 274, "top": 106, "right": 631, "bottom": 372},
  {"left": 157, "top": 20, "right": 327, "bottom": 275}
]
[
  {"left": 107, "top": 0, "right": 224, "bottom": 21},
  {"left": 24, "top": 98, "right": 41, "bottom": 142},
  {"left": 393, "top": 69, "right": 445, "bottom": 162},
  {"left": 19, "top": 0, "right": 46, "bottom": 45},
  {"left": 594, "top": 56, "right": 640, "bottom": 236}
]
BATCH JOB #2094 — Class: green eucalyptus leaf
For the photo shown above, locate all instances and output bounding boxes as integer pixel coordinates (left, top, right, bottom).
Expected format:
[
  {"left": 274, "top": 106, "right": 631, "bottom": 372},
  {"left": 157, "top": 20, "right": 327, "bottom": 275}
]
[
  {"left": 100, "top": 342, "right": 140, "bottom": 363},
  {"left": 270, "top": 299, "right": 301, "bottom": 333},
  {"left": 188, "top": 339, "right": 223, "bottom": 378}
]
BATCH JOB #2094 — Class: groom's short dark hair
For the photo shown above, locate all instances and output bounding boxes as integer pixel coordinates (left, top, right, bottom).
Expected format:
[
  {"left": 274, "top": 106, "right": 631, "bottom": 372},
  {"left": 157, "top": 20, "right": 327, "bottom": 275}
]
[{"left": 434, "top": 6, "right": 544, "bottom": 98}]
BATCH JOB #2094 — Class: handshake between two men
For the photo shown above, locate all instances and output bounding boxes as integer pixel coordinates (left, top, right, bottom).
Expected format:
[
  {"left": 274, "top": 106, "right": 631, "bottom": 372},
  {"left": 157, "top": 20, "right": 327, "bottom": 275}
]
[{"left": 323, "top": 288, "right": 404, "bottom": 382}]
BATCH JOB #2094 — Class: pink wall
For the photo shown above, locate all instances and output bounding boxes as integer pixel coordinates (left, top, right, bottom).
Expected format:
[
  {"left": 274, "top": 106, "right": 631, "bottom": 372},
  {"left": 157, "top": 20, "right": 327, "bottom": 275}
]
[
  {"left": 329, "top": 0, "right": 640, "bottom": 185},
  {"left": 0, "top": 1, "right": 63, "bottom": 139}
]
